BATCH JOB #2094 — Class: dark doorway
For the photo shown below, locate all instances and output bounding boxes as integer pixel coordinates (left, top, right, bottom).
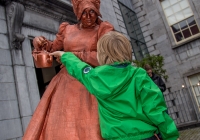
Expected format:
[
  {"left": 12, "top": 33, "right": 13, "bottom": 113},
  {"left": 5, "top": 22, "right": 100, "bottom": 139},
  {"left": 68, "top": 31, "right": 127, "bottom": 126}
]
[{"left": 30, "top": 40, "right": 61, "bottom": 98}]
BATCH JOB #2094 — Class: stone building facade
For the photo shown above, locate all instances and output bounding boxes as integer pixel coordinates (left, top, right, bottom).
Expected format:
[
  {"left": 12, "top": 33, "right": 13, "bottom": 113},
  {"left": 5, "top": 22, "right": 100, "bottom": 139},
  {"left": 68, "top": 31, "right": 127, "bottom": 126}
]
[
  {"left": 0, "top": 0, "right": 200, "bottom": 139},
  {"left": 130, "top": 0, "right": 200, "bottom": 127}
]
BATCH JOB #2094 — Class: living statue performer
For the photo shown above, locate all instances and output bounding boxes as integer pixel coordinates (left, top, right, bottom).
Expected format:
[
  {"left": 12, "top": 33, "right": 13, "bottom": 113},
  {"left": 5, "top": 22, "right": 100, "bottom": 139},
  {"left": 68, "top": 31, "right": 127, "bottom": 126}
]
[{"left": 23, "top": 0, "right": 114, "bottom": 139}]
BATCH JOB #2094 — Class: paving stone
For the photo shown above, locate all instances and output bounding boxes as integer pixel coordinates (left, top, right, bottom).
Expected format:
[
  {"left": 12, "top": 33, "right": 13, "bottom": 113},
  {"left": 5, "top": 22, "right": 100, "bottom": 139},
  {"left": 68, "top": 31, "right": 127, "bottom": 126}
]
[{"left": 179, "top": 127, "right": 200, "bottom": 140}]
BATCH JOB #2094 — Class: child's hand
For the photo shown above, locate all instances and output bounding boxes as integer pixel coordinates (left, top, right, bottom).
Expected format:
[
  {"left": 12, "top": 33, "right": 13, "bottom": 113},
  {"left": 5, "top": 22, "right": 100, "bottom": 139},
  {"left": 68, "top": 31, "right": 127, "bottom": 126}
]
[{"left": 49, "top": 51, "right": 65, "bottom": 57}]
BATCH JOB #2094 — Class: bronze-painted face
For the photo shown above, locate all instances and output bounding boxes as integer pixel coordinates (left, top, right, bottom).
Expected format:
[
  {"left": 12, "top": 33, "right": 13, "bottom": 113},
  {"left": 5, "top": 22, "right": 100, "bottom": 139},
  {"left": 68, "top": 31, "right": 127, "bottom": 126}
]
[{"left": 81, "top": 8, "right": 98, "bottom": 28}]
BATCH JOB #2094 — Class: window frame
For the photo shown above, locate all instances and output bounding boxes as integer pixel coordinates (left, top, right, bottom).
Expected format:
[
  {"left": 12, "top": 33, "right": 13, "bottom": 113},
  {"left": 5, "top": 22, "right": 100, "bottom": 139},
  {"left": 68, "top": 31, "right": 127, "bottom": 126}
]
[{"left": 157, "top": 0, "right": 200, "bottom": 48}]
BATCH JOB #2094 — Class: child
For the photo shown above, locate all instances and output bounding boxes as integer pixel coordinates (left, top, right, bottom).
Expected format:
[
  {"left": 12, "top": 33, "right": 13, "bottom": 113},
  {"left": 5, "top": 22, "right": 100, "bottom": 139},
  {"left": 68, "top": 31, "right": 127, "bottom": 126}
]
[{"left": 50, "top": 31, "right": 179, "bottom": 140}]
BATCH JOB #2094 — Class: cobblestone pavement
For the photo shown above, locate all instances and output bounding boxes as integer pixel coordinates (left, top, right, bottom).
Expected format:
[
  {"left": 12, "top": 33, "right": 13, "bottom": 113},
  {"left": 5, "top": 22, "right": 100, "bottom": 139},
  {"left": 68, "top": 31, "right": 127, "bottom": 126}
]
[{"left": 179, "top": 127, "right": 200, "bottom": 140}]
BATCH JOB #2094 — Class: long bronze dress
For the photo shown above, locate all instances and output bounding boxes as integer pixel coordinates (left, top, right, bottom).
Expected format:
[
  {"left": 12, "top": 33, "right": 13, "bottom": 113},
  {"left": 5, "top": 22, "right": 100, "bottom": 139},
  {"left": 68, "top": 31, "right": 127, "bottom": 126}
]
[{"left": 23, "top": 21, "right": 114, "bottom": 140}]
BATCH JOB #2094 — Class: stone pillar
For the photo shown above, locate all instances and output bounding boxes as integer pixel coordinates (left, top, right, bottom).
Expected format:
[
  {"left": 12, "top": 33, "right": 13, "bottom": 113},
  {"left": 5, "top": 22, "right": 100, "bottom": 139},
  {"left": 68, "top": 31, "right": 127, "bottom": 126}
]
[
  {"left": 5, "top": 1, "right": 40, "bottom": 138},
  {"left": 0, "top": 3, "right": 23, "bottom": 140}
]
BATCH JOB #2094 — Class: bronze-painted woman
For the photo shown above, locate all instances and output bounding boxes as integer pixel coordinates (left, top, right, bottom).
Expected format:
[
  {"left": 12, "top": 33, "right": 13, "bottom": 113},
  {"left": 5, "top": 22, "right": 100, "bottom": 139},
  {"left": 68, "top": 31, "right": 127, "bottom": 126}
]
[{"left": 23, "top": 0, "right": 114, "bottom": 139}]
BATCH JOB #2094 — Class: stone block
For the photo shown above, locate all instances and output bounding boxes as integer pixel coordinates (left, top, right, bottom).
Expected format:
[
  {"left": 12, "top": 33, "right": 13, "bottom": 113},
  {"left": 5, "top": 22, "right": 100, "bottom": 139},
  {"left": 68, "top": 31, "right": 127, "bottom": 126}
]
[
  {"left": 144, "top": 36, "right": 151, "bottom": 43},
  {"left": 26, "top": 67, "right": 40, "bottom": 112},
  {"left": 140, "top": 19, "right": 150, "bottom": 27},
  {"left": 0, "top": 83, "right": 17, "bottom": 101},
  {"left": 144, "top": 2, "right": 157, "bottom": 13},
  {"left": 110, "top": 17, "right": 121, "bottom": 31},
  {"left": 120, "top": 26, "right": 128, "bottom": 35},
  {"left": 135, "top": 7, "right": 142, "bottom": 13},
  {"left": 0, "top": 100, "right": 20, "bottom": 120},
  {"left": 22, "top": 38, "right": 34, "bottom": 67},
  {"left": 179, "top": 52, "right": 188, "bottom": 61},
  {"left": 132, "top": 1, "right": 143, "bottom": 9},
  {"left": 164, "top": 56, "right": 173, "bottom": 64},
  {"left": 155, "top": 40, "right": 173, "bottom": 57},
  {"left": 0, "top": 49, "right": 12, "bottom": 65},
  {"left": 11, "top": 49, "right": 24, "bottom": 65},
  {"left": 0, "top": 6, "right": 6, "bottom": 20},
  {"left": 115, "top": 13, "right": 123, "bottom": 21},
  {"left": 131, "top": 0, "right": 139, "bottom": 5},
  {"left": 150, "top": 49, "right": 160, "bottom": 55},
  {"left": 137, "top": 11, "right": 146, "bottom": 18},
  {"left": 114, "top": 7, "right": 122, "bottom": 15},
  {"left": 14, "top": 66, "right": 32, "bottom": 116},
  {"left": 156, "top": 34, "right": 168, "bottom": 44},
  {"left": 147, "top": 45, "right": 155, "bottom": 52},
  {"left": 138, "top": 16, "right": 145, "bottom": 23},
  {"left": 0, "top": 19, "right": 7, "bottom": 34},
  {"left": 23, "top": 11, "right": 60, "bottom": 33},
  {"left": 21, "top": 26, "right": 56, "bottom": 41},
  {"left": 143, "top": 30, "right": 152, "bottom": 37},
  {"left": 0, "top": 65, "right": 15, "bottom": 82},
  {"left": 21, "top": 116, "right": 32, "bottom": 133},
  {"left": 0, "top": 34, "right": 9, "bottom": 49},
  {"left": 147, "top": 9, "right": 160, "bottom": 23},
  {"left": 150, "top": 18, "right": 163, "bottom": 29},
  {"left": 190, "top": 57, "right": 200, "bottom": 70},
  {"left": 0, "top": 119, "right": 23, "bottom": 140},
  {"left": 112, "top": 1, "right": 120, "bottom": 9},
  {"left": 112, "top": 0, "right": 118, "bottom": 3},
  {"left": 118, "top": 20, "right": 126, "bottom": 28},
  {"left": 141, "top": 26, "right": 148, "bottom": 32},
  {"left": 146, "top": 39, "right": 156, "bottom": 47},
  {"left": 187, "top": 47, "right": 200, "bottom": 57}
]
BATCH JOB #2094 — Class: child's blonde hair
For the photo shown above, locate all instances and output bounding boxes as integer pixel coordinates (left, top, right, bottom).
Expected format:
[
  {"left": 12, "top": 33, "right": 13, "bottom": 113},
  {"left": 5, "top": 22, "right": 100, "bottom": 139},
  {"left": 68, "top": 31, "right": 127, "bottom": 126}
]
[{"left": 97, "top": 31, "right": 132, "bottom": 65}]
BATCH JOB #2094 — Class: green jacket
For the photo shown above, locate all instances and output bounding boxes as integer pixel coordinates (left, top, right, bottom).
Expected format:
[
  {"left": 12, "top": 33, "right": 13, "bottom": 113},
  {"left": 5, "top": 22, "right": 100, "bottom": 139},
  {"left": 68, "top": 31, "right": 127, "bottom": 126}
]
[{"left": 61, "top": 52, "right": 179, "bottom": 140}]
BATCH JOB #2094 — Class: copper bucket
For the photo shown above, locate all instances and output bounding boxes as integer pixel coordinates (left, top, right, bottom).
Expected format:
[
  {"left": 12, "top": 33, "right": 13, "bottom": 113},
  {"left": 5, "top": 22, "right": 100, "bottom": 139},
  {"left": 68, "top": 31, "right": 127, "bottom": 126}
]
[{"left": 32, "top": 50, "right": 53, "bottom": 68}]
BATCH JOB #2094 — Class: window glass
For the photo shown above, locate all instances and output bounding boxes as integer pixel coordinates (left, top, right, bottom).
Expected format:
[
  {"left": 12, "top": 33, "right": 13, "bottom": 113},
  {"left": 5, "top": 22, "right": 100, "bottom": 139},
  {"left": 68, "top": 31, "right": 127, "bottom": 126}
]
[
  {"left": 175, "top": 11, "right": 184, "bottom": 22},
  {"left": 182, "top": 29, "right": 191, "bottom": 38},
  {"left": 187, "top": 17, "right": 195, "bottom": 26},
  {"left": 191, "top": 25, "right": 200, "bottom": 35},
  {"left": 173, "top": 3, "right": 181, "bottom": 13},
  {"left": 175, "top": 32, "right": 184, "bottom": 42},
  {"left": 169, "top": 0, "right": 178, "bottom": 5},
  {"left": 183, "top": 8, "right": 193, "bottom": 18},
  {"left": 179, "top": 20, "right": 187, "bottom": 30},
  {"left": 180, "top": 0, "right": 188, "bottom": 9},
  {"left": 161, "top": 0, "right": 170, "bottom": 9},
  {"left": 161, "top": 0, "right": 200, "bottom": 43},
  {"left": 165, "top": 7, "right": 173, "bottom": 17},
  {"left": 172, "top": 24, "right": 180, "bottom": 33},
  {"left": 168, "top": 15, "right": 177, "bottom": 25},
  {"left": 188, "top": 74, "right": 200, "bottom": 108}
]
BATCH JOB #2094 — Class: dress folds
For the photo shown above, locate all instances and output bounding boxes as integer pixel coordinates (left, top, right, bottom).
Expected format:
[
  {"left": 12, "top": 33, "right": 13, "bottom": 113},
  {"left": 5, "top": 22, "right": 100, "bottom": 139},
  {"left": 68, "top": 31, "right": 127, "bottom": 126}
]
[{"left": 23, "top": 21, "right": 113, "bottom": 140}]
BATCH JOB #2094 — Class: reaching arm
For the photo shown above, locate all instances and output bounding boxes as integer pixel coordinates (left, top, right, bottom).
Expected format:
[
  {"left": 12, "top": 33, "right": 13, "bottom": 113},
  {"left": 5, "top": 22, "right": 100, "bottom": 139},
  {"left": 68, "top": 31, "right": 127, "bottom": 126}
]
[{"left": 58, "top": 52, "right": 96, "bottom": 94}]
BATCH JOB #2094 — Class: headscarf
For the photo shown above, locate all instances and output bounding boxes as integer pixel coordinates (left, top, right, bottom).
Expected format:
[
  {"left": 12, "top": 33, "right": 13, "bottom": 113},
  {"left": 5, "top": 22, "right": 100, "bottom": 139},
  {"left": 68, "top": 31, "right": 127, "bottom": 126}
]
[{"left": 71, "top": 0, "right": 102, "bottom": 20}]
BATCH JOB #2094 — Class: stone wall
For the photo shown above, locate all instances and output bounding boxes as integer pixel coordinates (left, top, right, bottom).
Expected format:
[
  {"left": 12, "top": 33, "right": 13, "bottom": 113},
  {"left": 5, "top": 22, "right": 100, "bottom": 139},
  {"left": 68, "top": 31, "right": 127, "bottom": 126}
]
[
  {"left": 130, "top": 0, "right": 200, "bottom": 126},
  {"left": 0, "top": 5, "right": 23, "bottom": 140},
  {"left": 130, "top": 0, "right": 200, "bottom": 91}
]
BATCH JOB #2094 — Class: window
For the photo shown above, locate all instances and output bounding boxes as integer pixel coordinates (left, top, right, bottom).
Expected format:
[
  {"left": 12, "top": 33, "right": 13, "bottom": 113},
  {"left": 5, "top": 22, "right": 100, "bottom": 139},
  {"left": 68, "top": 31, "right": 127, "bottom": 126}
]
[
  {"left": 118, "top": 2, "right": 149, "bottom": 60},
  {"left": 188, "top": 73, "right": 200, "bottom": 111},
  {"left": 161, "top": 0, "right": 200, "bottom": 43}
]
